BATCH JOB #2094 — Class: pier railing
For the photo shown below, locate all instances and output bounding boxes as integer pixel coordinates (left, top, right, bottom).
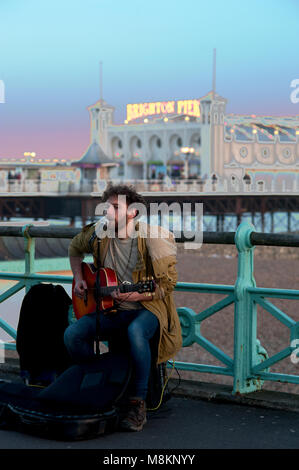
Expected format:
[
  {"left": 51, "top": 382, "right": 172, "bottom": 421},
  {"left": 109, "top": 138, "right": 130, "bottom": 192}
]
[
  {"left": 3, "top": 178, "right": 205, "bottom": 194},
  {"left": 3, "top": 177, "right": 295, "bottom": 195},
  {"left": 1, "top": 222, "right": 299, "bottom": 395}
]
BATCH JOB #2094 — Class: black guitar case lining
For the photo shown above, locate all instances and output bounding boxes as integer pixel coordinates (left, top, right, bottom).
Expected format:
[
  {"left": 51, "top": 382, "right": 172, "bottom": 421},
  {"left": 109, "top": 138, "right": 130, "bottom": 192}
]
[{"left": 0, "top": 352, "right": 132, "bottom": 441}]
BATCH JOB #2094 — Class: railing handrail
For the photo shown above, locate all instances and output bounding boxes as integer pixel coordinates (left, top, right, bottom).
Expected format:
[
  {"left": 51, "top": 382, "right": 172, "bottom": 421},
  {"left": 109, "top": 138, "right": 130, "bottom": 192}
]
[{"left": 0, "top": 225, "right": 299, "bottom": 247}]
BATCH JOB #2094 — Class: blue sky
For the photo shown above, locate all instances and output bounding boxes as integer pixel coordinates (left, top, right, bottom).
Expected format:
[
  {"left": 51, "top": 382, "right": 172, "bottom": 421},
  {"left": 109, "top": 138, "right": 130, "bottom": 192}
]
[{"left": 0, "top": 0, "right": 298, "bottom": 158}]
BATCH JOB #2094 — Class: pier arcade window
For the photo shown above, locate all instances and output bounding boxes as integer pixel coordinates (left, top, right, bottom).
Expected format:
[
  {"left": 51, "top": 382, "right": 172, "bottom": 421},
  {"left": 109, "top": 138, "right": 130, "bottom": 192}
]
[
  {"left": 283, "top": 148, "right": 292, "bottom": 159},
  {"left": 169, "top": 164, "right": 183, "bottom": 178},
  {"left": 111, "top": 137, "right": 123, "bottom": 158},
  {"left": 149, "top": 135, "right": 163, "bottom": 159},
  {"left": 169, "top": 134, "right": 183, "bottom": 156},
  {"left": 240, "top": 147, "right": 248, "bottom": 158},
  {"left": 130, "top": 136, "right": 143, "bottom": 158},
  {"left": 257, "top": 180, "right": 265, "bottom": 191},
  {"left": 261, "top": 148, "right": 270, "bottom": 158},
  {"left": 243, "top": 174, "right": 251, "bottom": 185},
  {"left": 190, "top": 134, "right": 201, "bottom": 147},
  {"left": 190, "top": 134, "right": 201, "bottom": 155}
]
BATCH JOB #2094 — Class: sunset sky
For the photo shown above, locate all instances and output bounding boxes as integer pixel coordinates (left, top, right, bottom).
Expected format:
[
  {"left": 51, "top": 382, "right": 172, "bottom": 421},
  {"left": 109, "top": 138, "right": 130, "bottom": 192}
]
[{"left": 0, "top": 0, "right": 298, "bottom": 160}]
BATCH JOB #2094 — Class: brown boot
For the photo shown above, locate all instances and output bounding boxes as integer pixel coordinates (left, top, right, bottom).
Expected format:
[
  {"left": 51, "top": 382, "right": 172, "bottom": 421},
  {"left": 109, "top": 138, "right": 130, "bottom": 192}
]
[{"left": 120, "top": 397, "right": 147, "bottom": 432}]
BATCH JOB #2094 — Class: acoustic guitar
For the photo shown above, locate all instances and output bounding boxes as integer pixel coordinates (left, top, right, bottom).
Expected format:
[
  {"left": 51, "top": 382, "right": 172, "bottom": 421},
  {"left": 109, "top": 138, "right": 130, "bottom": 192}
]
[{"left": 72, "top": 262, "right": 156, "bottom": 319}]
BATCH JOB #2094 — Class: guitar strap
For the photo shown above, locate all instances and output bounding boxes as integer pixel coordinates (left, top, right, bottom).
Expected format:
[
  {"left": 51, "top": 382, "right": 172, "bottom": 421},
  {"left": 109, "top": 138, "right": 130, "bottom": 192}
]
[{"left": 88, "top": 230, "right": 97, "bottom": 253}]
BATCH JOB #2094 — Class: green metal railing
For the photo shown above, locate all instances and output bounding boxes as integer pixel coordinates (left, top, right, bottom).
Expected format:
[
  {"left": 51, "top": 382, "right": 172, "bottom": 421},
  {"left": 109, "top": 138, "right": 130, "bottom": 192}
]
[{"left": 1, "top": 221, "right": 299, "bottom": 395}]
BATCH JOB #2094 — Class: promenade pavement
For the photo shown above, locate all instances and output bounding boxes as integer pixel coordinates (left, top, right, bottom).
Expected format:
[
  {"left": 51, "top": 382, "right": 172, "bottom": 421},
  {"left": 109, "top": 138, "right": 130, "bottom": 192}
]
[
  {"left": 1, "top": 395, "right": 299, "bottom": 450},
  {"left": 1, "top": 366, "right": 299, "bottom": 451}
]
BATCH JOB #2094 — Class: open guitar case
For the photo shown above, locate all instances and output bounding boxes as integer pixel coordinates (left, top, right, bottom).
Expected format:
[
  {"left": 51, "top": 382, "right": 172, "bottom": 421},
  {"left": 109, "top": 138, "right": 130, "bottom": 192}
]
[{"left": 0, "top": 352, "right": 132, "bottom": 440}]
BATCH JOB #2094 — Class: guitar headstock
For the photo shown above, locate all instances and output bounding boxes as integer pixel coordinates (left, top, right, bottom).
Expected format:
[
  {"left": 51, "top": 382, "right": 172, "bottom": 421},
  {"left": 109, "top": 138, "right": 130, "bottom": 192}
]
[{"left": 137, "top": 277, "right": 156, "bottom": 293}]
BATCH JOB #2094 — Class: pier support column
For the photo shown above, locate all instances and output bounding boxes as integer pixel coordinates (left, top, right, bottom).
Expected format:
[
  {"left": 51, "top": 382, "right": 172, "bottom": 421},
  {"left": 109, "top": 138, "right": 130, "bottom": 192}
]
[
  {"left": 270, "top": 212, "right": 274, "bottom": 233},
  {"left": 287, "top": 212, "right": 291, "bottom": 233},
  {"left": 216, "top": 214, "right": 220, "bottom": 232},
  {"left": 261, "top": 212, "right": 265, "bottom": 232}
]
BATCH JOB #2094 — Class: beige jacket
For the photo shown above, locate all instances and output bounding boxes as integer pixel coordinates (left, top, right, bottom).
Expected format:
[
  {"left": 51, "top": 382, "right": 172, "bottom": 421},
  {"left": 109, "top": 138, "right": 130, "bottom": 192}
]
[{"left": 68, "top": 221, "right": 182, "bottom": 364}]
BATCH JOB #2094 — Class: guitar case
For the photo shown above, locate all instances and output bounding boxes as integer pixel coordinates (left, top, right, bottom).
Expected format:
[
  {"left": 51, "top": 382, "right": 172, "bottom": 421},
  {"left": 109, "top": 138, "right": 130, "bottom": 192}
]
[
  {"left": 0, "top": 352, "right": 132, "bottom": 441},
  {"left": 16, "top": 283, "right": 73, "bottom": 386}
]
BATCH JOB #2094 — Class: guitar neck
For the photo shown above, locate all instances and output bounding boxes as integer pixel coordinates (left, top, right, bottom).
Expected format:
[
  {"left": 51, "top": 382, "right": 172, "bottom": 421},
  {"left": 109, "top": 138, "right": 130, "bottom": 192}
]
[{"left": 99, "top": 284, "right": 140, "bottom": 297}]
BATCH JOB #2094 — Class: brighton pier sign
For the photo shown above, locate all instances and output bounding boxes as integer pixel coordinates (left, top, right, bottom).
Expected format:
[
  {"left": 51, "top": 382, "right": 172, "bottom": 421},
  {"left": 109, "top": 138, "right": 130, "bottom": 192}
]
[{"left": 126, "top": 98, "right": 201, "bottom": 122}]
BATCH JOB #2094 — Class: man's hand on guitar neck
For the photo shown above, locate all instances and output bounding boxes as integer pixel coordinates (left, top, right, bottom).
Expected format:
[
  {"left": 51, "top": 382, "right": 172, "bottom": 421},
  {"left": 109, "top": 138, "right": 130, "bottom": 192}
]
[{"left": 111, "top": 288, "right": 153, "bottom": 303}]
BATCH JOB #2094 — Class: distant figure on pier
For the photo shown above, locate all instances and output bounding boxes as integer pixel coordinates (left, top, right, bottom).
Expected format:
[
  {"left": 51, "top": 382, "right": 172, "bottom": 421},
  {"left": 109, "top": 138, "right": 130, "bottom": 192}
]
[{"left": 65, "top": 183, "right": 182, "bottom": 432}]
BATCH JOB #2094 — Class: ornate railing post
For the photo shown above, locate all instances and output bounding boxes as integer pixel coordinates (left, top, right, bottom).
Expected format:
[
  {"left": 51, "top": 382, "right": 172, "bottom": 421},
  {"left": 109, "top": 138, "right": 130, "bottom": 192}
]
[
  {"left": 233, "top": 221, "right": 267, "bottom": 394},
  {"left": 22, "top": 224, "right": 35, "bottom": 293}
]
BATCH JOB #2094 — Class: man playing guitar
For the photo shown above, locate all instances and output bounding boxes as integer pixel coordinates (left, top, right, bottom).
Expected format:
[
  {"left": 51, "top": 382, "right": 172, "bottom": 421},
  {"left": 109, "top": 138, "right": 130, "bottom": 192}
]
[{"left": 64, "top": 184, "right": 182, "bottom": 432}]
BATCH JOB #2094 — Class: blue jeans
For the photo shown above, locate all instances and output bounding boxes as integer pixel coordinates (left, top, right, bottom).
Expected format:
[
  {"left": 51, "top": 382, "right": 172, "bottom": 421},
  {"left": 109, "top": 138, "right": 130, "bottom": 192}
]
[{"left": 64, "top": 308, "right": 159, "bottom": 400}]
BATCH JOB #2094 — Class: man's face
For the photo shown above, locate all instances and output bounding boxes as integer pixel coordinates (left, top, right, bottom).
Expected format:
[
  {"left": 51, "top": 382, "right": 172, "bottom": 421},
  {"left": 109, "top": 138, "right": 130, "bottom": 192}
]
[{"left": 106, "top": 195, "right": 129, "bottom": 235}]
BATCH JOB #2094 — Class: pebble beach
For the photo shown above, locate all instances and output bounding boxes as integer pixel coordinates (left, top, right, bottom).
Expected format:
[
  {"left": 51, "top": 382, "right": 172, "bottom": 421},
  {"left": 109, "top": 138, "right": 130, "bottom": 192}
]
[{"left": 174, "top": 243, "right": 299, "bottom": 395}]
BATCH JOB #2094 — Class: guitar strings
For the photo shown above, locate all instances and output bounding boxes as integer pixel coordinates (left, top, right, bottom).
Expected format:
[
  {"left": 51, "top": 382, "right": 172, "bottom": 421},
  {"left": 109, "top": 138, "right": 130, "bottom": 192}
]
[{"left": 110, "top": 236, "right": 136, "bottom": 307}]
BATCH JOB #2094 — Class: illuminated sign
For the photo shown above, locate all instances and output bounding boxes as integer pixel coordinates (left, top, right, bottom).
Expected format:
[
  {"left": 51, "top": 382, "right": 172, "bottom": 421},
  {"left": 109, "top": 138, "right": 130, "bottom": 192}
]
[
  {"left": 126, "top": 99, "right": 201, "bottom": 122},
  {"left": 41, "top": 169, "right": 77, "bottom": 181}
]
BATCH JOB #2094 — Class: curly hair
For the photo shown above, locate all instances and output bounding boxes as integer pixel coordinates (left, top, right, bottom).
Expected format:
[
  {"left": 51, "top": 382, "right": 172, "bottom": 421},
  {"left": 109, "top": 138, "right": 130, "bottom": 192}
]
[{"left": 101, "top": 183, "right": 148, "bottom": 209}]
